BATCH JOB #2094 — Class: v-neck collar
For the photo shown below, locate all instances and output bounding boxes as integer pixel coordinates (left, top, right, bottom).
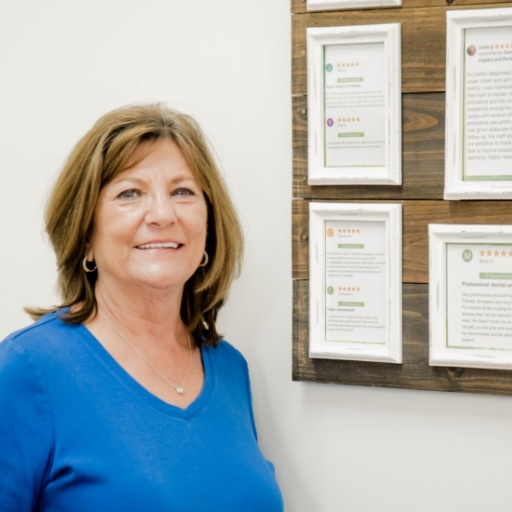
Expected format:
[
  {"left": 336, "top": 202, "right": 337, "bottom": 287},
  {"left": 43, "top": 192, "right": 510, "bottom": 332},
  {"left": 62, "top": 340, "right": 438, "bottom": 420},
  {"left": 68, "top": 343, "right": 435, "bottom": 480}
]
[{"left": 78, "top": 322, "right": 214, "bottom": 421}]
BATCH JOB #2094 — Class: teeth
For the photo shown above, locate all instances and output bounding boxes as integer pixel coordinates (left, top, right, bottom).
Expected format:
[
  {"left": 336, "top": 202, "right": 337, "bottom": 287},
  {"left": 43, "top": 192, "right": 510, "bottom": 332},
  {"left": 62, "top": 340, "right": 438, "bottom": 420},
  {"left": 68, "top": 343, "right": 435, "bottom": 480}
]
[{"left": 137, "top": 242, "right": 179, "bottom": 249}]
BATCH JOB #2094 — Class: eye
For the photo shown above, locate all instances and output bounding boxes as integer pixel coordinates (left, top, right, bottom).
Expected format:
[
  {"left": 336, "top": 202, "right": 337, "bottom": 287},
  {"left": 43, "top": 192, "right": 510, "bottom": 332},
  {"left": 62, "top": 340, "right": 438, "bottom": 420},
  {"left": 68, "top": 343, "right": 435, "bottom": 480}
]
[
  {"left": 117, "top": 188, "right": 141, "bottom": 200},
  {"left": 172, "top": 187, "right": 194, "bottom": 197}
]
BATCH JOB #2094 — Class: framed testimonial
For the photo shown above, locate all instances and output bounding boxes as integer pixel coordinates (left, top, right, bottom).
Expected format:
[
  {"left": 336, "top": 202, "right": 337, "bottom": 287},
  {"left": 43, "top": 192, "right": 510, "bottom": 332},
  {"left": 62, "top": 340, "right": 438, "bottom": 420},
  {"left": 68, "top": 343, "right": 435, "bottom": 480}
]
[
  {"left": 306, "top": 24, "right": 401, "bottom": 186},
  {"left": 444, "top": 8, "right": 512, "bottom": 200},
  {"left": 309, "top": 202, "right": 402, "bottom": 363},
  {"left": 429, "top": 224, "right": 512, "bottom": 370},
  {"left": 307, "top": 0, "right": 401, "bottom": 11}
]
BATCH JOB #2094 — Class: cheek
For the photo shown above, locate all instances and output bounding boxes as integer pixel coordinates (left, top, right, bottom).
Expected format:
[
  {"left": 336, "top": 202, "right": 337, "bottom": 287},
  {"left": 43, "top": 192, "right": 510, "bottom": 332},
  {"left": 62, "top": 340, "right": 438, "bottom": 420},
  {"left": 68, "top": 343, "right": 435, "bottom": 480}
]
[
  {"left": 89, "top": 213, "right": 139, "bottom": 257},
  {"left": 192, "top": 221, "right": 208, "bottom": 248},
  {"left": 188, "top": 204, "right": 208, "bottom": 240}
]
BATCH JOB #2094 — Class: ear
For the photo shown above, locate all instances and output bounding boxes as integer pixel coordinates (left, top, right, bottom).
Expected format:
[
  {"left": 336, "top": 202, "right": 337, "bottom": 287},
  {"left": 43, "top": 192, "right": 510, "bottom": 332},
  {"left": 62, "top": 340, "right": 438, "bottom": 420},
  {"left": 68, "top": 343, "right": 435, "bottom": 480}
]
[{"left": 84, "top": 242, "right": 94, "bottom": 262}]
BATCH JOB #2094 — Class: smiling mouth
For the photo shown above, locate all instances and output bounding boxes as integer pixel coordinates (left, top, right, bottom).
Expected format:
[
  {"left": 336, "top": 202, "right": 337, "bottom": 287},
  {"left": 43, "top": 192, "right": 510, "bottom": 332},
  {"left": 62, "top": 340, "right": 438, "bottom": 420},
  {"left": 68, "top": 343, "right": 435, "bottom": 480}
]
[{"left": 136, "top": 242, "right": 181, "bottom": 250}]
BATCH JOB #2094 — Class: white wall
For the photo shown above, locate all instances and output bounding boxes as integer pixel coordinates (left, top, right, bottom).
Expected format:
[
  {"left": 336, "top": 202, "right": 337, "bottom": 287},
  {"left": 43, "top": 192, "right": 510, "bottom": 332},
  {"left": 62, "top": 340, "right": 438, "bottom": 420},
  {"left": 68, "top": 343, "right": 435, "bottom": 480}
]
[{"left": 1, "top": 2, "right": 512, "bottom": 511}]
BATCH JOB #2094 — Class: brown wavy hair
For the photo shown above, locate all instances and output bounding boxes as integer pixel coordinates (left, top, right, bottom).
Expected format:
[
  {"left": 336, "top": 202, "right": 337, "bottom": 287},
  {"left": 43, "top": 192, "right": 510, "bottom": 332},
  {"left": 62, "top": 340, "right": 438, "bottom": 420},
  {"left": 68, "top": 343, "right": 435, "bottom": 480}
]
[{"left": 26, "top": 103, "right": 244, "bottom": 346}]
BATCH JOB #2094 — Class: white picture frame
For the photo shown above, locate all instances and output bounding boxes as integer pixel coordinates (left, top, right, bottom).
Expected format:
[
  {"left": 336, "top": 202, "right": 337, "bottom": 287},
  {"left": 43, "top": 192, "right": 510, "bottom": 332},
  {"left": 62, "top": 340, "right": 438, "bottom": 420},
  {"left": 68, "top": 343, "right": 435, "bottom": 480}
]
[
  {"left": 444, "top": 8, "right": 512, "bottom": 200},
  {"left": 307, "top": 0, "right": 402, "bottom": 12},
  {"left": 307, "top": 24, "right": 401, "bottom": 186},
  {"left": 429, "top": 224, "right": 512, "bottom": 370},
  {"left": 309, "top": 202, "right": 402, "bottom": 363}
]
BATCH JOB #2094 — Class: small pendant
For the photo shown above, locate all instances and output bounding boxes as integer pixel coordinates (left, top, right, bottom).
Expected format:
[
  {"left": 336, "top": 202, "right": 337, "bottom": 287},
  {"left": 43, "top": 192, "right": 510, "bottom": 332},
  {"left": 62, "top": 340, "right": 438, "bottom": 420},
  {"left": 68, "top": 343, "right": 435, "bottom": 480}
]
[{"left": 176, "top": 387, "right": 185, "bottom": 394}]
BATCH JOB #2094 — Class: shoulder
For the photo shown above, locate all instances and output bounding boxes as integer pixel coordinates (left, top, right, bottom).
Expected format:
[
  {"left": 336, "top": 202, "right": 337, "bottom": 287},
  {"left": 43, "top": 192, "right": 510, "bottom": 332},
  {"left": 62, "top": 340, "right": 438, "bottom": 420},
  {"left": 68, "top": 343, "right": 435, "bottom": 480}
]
[
  {"left": 202, "top": 340, "right": 254, "bottom": 411},
  {"left": 204, "top": 339, "right": 248, "bottom": 367},
  {"left": 0, "top": 315, "right": 61, "bottom": 416},
  {"left": 3, "top": 310, "right": 65, "bottom": 338},
  {"left": 0, "top": 310, "right": 79, "bottom": 369},
  {"left": 0, "top": 320, "right": 57, "bottom": 508},
  {"left": 2, "top": 310, "right": 75, "bottom": 346},
  {"left": 202, "top": 340, "right": 251, "bottom": 385}
]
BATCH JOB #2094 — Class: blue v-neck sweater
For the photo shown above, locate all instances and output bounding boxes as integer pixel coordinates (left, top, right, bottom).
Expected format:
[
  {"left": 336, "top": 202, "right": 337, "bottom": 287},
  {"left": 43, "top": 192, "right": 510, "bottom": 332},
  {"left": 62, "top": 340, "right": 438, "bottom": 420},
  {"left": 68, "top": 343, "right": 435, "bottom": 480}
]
[{"left": 0, "top": 311, "right": 283, "bottom": 511}]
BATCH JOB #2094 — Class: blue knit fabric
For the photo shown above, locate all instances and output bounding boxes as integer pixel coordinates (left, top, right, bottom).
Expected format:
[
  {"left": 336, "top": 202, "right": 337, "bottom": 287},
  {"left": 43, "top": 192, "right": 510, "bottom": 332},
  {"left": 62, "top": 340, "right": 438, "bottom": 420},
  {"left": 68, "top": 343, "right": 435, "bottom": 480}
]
[{"left": 0, "top": 311, "right": 283, "bottom": 511}]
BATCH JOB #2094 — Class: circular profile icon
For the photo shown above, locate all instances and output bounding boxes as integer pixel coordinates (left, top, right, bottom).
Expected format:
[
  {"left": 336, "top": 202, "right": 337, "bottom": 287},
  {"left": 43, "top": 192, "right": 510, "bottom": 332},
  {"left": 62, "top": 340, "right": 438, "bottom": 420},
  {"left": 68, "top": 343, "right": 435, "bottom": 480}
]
[
  {"left": 325, "top": 63, "right": 333, "bottom": 72},
  {"left": 462, "top": 249, "right": 473, "bottom": 262},
  {"left": 467, "top": 45, "right": 477, "bottom": 56},
  {"left": 327, "top": 286, "right": 334, "bottom": 295},
  {"left": 326, "top": 227, "right": 334, "bottom": 237},
  {"left": 326, "top": 118, "right": 334, "bottom": 127}
]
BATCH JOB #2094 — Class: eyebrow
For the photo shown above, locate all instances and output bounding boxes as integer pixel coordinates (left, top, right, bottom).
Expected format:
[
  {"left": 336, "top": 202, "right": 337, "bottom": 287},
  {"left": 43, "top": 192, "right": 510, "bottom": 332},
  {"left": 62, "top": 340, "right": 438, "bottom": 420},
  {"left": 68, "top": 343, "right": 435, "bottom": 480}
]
[{"left": 111, "top": 173, "right": 196, "bottom": 187}]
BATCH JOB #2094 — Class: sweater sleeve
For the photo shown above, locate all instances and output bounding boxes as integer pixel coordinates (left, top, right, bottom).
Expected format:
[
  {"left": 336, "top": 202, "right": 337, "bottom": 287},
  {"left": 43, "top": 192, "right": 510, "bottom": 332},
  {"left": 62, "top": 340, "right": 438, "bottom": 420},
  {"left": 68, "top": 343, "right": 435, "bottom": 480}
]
[
  {"left": 0, "top": 338, "right": 54, "bottom": 511},
  {"left": 243, "top": 360, "right": 259, "bottom": 441}
]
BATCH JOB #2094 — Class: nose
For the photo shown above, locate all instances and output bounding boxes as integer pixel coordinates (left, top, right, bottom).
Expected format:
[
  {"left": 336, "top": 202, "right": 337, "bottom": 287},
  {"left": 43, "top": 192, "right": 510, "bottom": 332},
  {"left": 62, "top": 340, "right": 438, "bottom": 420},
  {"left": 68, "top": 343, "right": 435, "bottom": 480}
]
[{"left": 144, "top": 192, "right": 177, "bottom": 226}]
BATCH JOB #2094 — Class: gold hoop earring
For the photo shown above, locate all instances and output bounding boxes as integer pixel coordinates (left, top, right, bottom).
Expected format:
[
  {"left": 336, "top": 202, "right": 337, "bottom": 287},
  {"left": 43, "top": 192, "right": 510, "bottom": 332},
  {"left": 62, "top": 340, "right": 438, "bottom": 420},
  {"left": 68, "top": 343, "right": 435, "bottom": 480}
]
[
  {"left": 82, "top": 256, "right": 97, "bottom": 273},
  {"left": 199, "top": 251, "right": 209, "bottom": 268}
]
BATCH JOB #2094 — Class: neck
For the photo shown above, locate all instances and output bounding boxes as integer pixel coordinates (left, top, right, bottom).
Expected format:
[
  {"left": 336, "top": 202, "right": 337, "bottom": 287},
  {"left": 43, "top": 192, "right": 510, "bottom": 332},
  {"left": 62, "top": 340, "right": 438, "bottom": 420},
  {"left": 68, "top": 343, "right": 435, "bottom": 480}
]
[{"left": 93, "top": 278, "right": 188, "bottom": 347}]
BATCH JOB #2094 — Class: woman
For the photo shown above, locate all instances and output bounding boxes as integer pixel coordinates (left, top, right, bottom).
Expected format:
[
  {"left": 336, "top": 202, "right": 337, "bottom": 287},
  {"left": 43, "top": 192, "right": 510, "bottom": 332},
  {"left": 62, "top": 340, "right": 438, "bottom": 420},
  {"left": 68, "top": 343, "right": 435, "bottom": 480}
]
[{"left": 0, "top": 103, "right": 283, "bottom": 511}]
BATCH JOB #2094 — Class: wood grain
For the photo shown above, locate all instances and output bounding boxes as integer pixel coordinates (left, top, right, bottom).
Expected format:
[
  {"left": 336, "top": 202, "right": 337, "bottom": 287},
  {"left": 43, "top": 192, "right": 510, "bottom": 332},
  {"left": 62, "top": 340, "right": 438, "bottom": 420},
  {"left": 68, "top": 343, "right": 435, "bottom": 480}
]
[
  {"left": 293, "top": 7, "right": 447, "bottom": 95},
  {"left": 293, "top": 280, "right": 512, "bottom": 395},
  {"left": 293, "top": 93, "right": 446, "bottom": 200},
  {"left": 291, "top": 0, "right": 512, "bottom": 395},
  {"left": 292, "top": 3, "right": 512, "bottom": 94},
  {"left": 293, "top": 199, "right": 512, "bottom": 283},
  {"left": 292, "top": 0, "right": 512, "bottom": 15}
]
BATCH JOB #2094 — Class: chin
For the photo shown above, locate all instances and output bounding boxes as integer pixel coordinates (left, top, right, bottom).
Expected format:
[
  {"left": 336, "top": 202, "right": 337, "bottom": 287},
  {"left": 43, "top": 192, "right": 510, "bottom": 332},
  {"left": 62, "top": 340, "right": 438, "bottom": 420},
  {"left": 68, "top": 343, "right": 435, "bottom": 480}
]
[{"left": 132, "top": 272, "right": 192, "bottom": 292}]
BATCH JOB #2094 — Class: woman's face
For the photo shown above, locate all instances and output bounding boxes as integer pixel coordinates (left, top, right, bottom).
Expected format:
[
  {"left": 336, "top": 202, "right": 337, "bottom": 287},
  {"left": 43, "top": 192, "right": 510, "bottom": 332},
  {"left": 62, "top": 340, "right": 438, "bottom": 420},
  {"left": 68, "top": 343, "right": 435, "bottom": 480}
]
[{"left": 86, "top": 138, "right": 208, "bottom": 295}]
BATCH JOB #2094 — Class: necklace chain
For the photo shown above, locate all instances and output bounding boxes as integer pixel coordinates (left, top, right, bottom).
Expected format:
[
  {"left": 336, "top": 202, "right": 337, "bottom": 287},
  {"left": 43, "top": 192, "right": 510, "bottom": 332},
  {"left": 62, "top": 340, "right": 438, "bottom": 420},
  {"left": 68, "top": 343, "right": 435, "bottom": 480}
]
[{"left": 99, "top": 310, "right": 193, "bottom": 395}]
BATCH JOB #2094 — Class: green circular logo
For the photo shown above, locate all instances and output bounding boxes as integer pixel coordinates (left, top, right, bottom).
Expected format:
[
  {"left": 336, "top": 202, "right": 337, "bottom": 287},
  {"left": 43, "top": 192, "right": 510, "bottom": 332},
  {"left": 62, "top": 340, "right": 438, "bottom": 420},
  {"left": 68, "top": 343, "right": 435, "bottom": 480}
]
[
  {"left": 327, "top": 286, "right": 334, "bottom": 295},
  {"left": 462, "top": 249, "right": 473, "bottom": 262}
]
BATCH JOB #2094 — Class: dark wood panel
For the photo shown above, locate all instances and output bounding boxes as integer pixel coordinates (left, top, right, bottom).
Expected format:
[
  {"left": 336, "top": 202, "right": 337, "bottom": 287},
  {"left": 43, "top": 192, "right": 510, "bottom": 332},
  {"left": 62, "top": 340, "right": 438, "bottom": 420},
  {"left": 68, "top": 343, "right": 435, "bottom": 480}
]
[
  {"left": 293, "top": 199, "right": 512, "bottom": 283},
  {"left": 292, "top": 3, "right": 512, "bottom": 94},
  {"left": 293, "top": 92, "right": 445, "bottom": 200},
  {"left": 292, "top": 0, "right": 512, "bottom": 394},
  {"left": 293, "top": 280, "right": 512, "bottom": 395},
  {"left": 292, "top": 199, "right": 309, "bottom": 280},
  {"left": 293, "top": 7, "right": 448, "bottom": 95},
  {"left": 292, "top": 0, "right": 512, "bottom": 15}
]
